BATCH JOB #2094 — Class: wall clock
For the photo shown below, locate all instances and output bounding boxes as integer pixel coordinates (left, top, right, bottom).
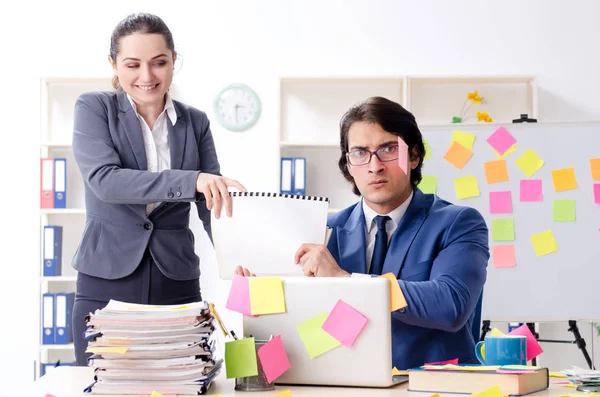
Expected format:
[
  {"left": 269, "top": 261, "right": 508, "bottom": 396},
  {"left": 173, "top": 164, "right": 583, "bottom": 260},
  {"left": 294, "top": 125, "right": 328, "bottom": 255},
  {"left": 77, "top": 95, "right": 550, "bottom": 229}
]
[{"left": 213, "top": 83, "right": 261, "bottom": 132}]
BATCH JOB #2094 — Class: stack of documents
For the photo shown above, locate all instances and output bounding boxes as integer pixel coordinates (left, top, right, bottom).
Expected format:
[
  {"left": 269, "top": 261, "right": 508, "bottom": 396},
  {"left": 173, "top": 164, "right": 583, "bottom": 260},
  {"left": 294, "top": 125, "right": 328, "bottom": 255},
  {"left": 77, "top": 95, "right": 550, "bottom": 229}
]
[
  {"left": 83, "top": 300, "right": 222, "bottom": 395},
  {"left": 563, "top": 366, "right": 600, "bottom": 389}
]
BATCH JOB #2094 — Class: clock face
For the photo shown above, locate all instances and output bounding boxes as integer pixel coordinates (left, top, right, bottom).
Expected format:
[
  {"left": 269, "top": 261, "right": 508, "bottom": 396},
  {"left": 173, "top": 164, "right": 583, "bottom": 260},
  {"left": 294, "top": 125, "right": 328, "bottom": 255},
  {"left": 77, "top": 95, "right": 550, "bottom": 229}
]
[{"left": 213, "top": 84, "right": 261, "bottom": 132}]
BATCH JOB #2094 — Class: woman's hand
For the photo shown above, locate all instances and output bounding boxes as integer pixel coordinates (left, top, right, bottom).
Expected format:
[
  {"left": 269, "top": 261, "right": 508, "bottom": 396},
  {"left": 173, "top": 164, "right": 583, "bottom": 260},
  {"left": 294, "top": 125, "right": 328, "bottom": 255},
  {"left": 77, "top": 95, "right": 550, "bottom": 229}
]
[
  {"left": 234, "top": 266, "right": 256, "bottom": 277},
  {"left": 196, "top": 173, "right": 246, "bottom": 218}
]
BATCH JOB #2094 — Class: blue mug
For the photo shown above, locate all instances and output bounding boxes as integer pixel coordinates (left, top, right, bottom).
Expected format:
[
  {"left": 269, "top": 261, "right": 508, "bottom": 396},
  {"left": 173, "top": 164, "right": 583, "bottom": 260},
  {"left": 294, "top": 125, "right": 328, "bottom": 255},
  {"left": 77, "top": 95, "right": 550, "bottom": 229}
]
[{"left": 475, "top": 335, "right": 527, "bottom": 366}]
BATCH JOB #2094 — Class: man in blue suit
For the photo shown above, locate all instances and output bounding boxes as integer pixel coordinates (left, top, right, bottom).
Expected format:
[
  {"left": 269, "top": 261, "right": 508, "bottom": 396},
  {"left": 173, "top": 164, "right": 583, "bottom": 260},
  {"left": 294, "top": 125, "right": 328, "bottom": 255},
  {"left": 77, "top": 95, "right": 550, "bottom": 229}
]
[{"left": 291, "top": 97, "right": 489, "bottom": 369}]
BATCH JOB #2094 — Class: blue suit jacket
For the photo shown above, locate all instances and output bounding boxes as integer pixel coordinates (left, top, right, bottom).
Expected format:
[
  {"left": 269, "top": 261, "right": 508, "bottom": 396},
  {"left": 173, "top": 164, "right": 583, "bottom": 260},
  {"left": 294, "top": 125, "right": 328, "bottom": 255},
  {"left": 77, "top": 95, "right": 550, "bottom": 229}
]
[
  {"left": 327, "top": 189, "right": 489, "bottom": 369},
  {"left": 71, "top": 89, "right": 219, "bottom": 281}
]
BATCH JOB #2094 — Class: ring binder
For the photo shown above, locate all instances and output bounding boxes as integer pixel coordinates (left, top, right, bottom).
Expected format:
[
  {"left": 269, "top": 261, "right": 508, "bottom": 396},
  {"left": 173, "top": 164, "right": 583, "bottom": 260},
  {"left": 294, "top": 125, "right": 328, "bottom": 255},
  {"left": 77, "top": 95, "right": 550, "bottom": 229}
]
[{"left": 228, "top": 192, "right": 329, "bottom": 202}]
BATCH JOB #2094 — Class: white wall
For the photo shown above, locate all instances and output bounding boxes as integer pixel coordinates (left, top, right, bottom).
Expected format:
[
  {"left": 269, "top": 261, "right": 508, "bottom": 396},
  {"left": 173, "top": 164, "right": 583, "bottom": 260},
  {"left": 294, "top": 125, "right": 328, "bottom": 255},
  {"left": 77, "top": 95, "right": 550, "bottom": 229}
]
[{"left": 1, "top": 0, "right": 599, "bottom": 393}]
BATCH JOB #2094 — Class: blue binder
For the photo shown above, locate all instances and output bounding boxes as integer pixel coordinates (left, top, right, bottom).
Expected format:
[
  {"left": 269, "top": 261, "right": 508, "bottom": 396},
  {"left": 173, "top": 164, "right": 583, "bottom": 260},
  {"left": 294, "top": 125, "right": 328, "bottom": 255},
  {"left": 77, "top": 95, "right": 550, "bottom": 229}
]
[
  {"left": 293, "top": 157, "right": 306, "bottom": 195},
  {"left": 54, "top": 292, "right": 75, "bottom": 344},
  {"left": 280, "top": 157, "right": 294, "bottom": 194},
  {"left": 42, "top": 293, "right": 54, "bottom": 344},
  {"left": 43, "top": 226, "right": 62, "bottom": 277},
  {"left": 53, "top": 158, "right": 67, "bottom": 208}
]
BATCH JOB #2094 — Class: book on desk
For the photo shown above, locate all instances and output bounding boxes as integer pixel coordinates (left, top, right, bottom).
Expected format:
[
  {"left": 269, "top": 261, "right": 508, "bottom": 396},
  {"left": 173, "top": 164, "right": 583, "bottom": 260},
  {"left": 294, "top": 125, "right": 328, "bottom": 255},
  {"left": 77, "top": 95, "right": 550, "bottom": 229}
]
[{"left": 407, "top": 366, "right": 549, "bottom": 397}]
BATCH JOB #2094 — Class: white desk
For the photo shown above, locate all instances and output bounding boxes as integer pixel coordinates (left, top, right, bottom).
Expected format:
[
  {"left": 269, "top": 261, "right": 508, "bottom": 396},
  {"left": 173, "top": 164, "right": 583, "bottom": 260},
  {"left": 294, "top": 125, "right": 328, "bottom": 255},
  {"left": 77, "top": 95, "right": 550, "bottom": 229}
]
[{"left": 20, "top": 367, "right": 567, "bottom": 397}]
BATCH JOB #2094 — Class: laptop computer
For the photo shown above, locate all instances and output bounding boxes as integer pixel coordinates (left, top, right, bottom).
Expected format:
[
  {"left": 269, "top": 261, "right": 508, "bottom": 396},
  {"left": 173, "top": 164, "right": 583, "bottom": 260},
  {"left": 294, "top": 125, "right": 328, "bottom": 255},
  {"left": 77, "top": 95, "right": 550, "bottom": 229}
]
[{"left": 242, "top": 276, "right": 408, "bottom": 387}]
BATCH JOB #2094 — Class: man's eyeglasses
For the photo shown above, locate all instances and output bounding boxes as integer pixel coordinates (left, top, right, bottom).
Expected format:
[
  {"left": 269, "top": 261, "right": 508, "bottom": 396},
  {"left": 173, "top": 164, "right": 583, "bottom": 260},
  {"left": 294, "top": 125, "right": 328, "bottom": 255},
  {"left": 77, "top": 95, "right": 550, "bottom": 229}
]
[{"left": 346, "top": 144, "right": 399, "bottom": 166}]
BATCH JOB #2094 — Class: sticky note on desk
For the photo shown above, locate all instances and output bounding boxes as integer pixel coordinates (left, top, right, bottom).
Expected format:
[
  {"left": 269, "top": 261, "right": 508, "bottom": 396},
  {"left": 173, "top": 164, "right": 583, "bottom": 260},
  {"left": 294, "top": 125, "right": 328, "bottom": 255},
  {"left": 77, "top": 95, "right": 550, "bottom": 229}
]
[
  {"left": 486, "top": 126, "right": 516, "bottom": 156},
  {"left": 380, "top": 272, "right": 408, "bottom": 311},
  {"left": 508, "top": 324, "right": 544, "bottom": 360},
  {"left": 226, "top": 274, "right": 252, "bottom": 315},
  {"left": 489, "top": 191, "right": 513, "bottom": 214},
  {"left": 225, "top": 337, "right": 258, "bottom": 378},
  {"left": 452, "top": 130, "right": 475, "bottom": 150},
  {"left": 472, "top": 385, "right": 504, "bottom": 397},
  {"left": 249, "top": 277, "right": 286, "bottom": 315},
  {"left": 553, "top": 199, "right": 576, "bottom": 222},
  {"left": 484, "top": 160, "right": 509, "bottom": 184},
  {"left": 257, "top": 335, "right": 291, "bottom": 383},
  {"left": 520, "top": 179, "right": 543, "bottom": 202},
  {"left": 515, "top": 149, "right": 544, "bottom": 177},
  {"left": 444, "top": 141, "right": 473, "bottom": 169},
  {"left": 491, "top": 218, "right": 515, "bottom": 241},
  {"left": 392, "top": 367, "right": 408, "bottom": 376},
  {"left": 552, "top": 167, "right": 578, "bottom": 192},
  {"left": 321, "top": 299, "right": 368, "bottom": 348},
  {"left": 274, "top": 390, "right": 292, "bottom": 397},
  {"left": 454, "top": 176, "right": 480, "bottom": 199},
  {"left": 418, "top": 175, "right": 437, "bottom": 194},
  {"left": 531, "top": 230, "right": 558, "bottom": 257},
  {"left": 297, "top": 313, "right": 340, "bottom": 358}
]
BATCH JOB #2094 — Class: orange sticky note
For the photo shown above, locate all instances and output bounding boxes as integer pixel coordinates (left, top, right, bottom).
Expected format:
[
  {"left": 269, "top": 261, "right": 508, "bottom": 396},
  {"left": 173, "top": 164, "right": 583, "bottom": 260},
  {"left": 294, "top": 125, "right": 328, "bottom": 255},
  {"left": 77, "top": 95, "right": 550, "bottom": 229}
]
[
  {"left": 484, "top": 160, "right": 509, "bottom": 184},
  {"left": 591, "top": 158, "right": 600, "bottom": 181},
  {"left": 380, "top": 273, "right": 407, "bottom": 312},
  {"left": 444, "top": 141, "right": 473, "bottom": 170},
  {"left": 492, "top": 245, "right": 516, "bottom": 268},
  {"left": 551, "top": 167, "right": 578, "bottom": 192}
]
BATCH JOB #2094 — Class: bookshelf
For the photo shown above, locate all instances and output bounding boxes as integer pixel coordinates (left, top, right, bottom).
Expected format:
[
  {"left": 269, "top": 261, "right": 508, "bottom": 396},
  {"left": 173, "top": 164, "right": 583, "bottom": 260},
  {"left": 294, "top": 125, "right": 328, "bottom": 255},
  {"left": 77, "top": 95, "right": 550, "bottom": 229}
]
[
  {"left": 37, "top": 77, "right": 113, "bottom": 379},
  {"left": 277, "top": 75, "right": 537, "bottom": 212}
]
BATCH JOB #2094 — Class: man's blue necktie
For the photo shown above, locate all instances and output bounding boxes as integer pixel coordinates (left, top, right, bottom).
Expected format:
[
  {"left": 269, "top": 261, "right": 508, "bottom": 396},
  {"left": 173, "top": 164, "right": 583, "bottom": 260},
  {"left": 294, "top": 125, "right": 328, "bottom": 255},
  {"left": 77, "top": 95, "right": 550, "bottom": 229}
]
[{"left": 370, "top": 215, "right": 391, "bottom": 275}]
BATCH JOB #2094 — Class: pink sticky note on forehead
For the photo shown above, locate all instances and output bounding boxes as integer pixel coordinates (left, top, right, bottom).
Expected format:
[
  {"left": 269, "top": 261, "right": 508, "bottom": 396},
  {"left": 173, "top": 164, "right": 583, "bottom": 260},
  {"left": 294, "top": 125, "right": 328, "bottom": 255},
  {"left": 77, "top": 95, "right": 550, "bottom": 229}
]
[
  {"left": 257, "top": 335, "right": 291, "bottom": 384},
  {"left": 226, "top": 274, "right": 252, "bottom": 316},
  {"left": 397, "top": 137, "right": 409, "bottom": 175},
  {"left": 487, "top": 126, "right": 517, "bottom": 156},
  {"left": 520, "top": 180, "right": 543, "bottom": 202},
  {"left": 321, "top": 299, "right": 368, "bottom": 348},
  {"left": 489, "top": 191, "right": 513, "bottom": 214},
  {"left": 508, "top": 324, "right": 543, "bottom": 360}
]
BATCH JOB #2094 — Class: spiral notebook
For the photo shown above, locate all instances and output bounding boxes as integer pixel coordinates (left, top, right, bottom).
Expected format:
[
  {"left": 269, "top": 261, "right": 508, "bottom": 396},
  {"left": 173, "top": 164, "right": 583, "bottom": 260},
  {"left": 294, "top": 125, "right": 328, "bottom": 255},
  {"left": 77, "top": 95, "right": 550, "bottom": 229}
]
[{"left": 211, "top": 192, "right": 330, "bottom": 279}]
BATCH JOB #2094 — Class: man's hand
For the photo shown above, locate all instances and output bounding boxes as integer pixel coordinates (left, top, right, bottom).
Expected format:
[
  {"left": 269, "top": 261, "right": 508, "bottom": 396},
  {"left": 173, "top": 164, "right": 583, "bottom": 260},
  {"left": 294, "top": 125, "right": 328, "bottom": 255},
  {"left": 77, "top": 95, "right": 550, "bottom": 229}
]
[
  {"left": 234, "top": 266, "right": 256, "bottom": 277},
  {"left": 294, "top": 244, "right": 350, "bottom": 277},
  {"left": 196, "top": 173, "right": 246, "bottom": 218}
]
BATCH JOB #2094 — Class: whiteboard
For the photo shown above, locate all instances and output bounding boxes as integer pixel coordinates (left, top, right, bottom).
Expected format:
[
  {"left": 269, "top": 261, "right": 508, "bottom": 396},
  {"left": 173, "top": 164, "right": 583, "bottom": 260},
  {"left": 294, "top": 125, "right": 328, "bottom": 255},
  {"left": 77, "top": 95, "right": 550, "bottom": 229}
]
[{"left": 418, "top": 121, "right": 600, "bottom": 322}]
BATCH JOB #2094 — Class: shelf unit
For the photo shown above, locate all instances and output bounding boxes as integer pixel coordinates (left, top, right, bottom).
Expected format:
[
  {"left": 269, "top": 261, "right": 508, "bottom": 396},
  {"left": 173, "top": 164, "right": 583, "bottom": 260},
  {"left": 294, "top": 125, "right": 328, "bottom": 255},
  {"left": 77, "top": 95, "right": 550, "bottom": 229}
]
[
  {"left": 277, "top": 75, "right": 537, "bottom": 212},
  {"left": 37, "top": 77, "right": 113, "bottom": 379}
]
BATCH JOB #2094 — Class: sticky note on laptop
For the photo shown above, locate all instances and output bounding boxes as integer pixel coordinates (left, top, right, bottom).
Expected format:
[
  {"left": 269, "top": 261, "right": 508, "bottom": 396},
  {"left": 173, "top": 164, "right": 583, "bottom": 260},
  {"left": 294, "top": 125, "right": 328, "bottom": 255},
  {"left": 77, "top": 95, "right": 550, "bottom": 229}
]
[
  {"left": 297, "top": 313, "right": 340, "bottom": 358},
  {"left": 380, "top": 273, "right": 408, "bottom": 311},
  {"left": 249, "top": 277, "right": 286, "bottom": 315},
  {"left": 226, "top": 274, "right": 252, "bottom": 315},
  {"left": 321, "top": 299, "right": 368, "bottom": 348}
]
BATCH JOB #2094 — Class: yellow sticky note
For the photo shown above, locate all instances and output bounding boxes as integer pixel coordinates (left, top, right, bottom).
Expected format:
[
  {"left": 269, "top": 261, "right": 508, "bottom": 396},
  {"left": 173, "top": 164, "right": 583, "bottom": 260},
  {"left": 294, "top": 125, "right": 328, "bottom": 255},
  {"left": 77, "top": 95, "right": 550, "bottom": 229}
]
[
  {"left": 590, "top": 158, "right": 600, "bottom": 181},
  {"left": 380, "top": 272, "right": 408, "bottom": 311},
  {"left": 490, "top": 328, "right": 505, "bottom": 336},
  {"left": 515, "top": 149, "right": 544, "bottom": 177},
  {"left": 444, "top": 141, "right": 473, "bottom": 169},
  {"left": 452, "top": 130, "right": 476, "bottom": 150},
  {"left": 484, "top": 160, "right": 509, "bottom": 184},
  {"left": 85, "top": 346, "right": 128, "bottom": 354},
  {"left": 493, "top": 144, "right": 517, "bottom": 159},
  {"left": 297, "top": 313, "right": 341, "bottom": 358},
  {"left": 274, "top": 390, "right": 292, "bottom": 397},
  {"left": 551, "top": 167, "right": 578, "bottom": 192},
  {"left": 249, "top": 277, "right": 286, "bottom": 315},
  {"left": 550, "top": 371, "right": 568, "bottom": 378},
  {"left": 531, "top": 230, "right": 558, "bottom": 257},
  {"left": 424, "top": 138, "right": 433, "bottom": 160},
  {"left": 472, "top": 385, "right": 504, "bottom": 397},
  {"left": 454, "top": 176, "right": 480, "bottom": 199},
  {"left": 150, "top": 392, "right": 166, "bottom": 397},
  {"left": 392, "top": 367, "right": 408, "bottom": 376}
]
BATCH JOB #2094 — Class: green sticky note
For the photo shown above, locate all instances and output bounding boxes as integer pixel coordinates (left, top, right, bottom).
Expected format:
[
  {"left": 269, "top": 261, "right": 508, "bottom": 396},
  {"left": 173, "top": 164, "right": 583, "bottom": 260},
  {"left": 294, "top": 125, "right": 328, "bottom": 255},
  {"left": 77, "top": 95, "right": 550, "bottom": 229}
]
[
  {"left": 423, "top": 138, "right": 432, "bottom": 160},
  {"left": 492, "top": 218, "right": 515, "bottom": 241},
  {"left": 297, "top": 313, "right": 340, "bottom": 359},
  {"left": 225, "top": 337, "right": 258, "bottom": 378},
  {"left": 553, "top": 199, "right": 576, "bottom": 222},
  {"left": 419, "top": 175, "right": 437, "bottom": 194}
]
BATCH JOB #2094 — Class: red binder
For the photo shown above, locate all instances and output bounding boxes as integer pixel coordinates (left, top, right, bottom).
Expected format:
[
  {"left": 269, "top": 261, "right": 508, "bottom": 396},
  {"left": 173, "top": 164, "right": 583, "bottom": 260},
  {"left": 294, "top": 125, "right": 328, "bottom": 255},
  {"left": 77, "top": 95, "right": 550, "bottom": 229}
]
[{"left": 40, "top": 158, "right": 54, "bottom": 209}]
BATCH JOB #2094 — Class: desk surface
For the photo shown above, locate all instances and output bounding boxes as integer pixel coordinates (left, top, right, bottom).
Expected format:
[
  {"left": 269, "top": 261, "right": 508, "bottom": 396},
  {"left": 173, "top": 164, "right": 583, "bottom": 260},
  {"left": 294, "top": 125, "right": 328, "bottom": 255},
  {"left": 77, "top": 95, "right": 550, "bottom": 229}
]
[{"left": 20, "top": 367, "right": 567, "bottom": 397}]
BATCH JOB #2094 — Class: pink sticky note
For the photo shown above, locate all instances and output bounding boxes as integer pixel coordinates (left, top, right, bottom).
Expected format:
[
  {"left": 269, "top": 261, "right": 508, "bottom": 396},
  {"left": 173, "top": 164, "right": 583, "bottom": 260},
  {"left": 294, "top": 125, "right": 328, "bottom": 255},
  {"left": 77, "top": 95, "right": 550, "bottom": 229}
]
[
  {"left": 257, "top": 335, "right": 291, "bottom": 384},
  {"left": 226, "top": 274, "right": 252, "bottom": 316},
  {"left": 508, "top": 324, "right": 543, "bottom": 360},
  {"left": 492, "top": 245, "right": 516, "bottom": 268},
  {"left": 520, "top": 180, "right": 543, "bottom": 202},
  {"left": 321, "top": 300, "right": 368, "bottom": 348},
  {"left": 397, "top": 137, "right": 409, "bottom": 175},
  {"left": 594, "top": 184, "right": 600, "bottom": 204},
  {"left": 489, "top": 191, "right": 513, "bottom": 214},
  {"left": 486, "top": 126, "right": 517, "bottom": 156},
  {"left": 424, "top": 358, "right": 459, "bottom": 365}
]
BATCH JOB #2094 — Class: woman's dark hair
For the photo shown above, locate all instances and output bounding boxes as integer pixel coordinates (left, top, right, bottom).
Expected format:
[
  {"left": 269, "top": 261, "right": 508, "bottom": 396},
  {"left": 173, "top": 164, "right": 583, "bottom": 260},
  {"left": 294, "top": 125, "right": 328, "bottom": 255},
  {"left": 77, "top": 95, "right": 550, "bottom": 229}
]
[
  {"left": 338, "top": 96, "right": 426, "bottom": 195},
  {"left": 109, "top": 13, "right": 175, "bottom": 89}
]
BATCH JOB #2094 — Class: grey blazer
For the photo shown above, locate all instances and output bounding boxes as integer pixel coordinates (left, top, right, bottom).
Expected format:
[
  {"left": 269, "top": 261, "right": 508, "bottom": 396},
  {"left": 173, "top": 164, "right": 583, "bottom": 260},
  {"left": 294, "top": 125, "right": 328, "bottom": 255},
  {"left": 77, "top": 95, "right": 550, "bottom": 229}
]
[{"left": 71, "top": 89, "right": 219, "bottom": 281}]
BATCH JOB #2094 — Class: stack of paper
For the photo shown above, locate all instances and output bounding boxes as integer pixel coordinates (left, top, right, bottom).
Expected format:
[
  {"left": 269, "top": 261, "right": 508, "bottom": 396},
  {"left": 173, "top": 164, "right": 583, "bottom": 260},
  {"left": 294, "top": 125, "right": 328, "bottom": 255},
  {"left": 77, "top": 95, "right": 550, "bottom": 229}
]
[
  {"left": 83, "top": 300, "right": 222, "bottom": 395},
  {"left": 563, "top": 366, "right": 600, "bottom": 389}
]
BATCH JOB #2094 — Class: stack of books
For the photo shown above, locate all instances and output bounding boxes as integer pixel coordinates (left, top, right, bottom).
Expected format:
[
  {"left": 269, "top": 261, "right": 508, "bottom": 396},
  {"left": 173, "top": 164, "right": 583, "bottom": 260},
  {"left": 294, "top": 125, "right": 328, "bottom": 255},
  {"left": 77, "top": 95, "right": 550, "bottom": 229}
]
[{"left": 83, "top": 300, "right": 222, "bottom": 395}]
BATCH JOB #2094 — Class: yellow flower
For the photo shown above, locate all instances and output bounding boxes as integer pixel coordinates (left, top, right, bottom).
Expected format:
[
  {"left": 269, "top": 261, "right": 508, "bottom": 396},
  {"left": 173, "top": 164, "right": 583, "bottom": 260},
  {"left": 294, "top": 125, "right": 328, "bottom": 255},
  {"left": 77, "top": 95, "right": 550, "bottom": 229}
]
[
  {"left": 467, "top": 91, "right": 483, "bottom": 104},
  {"left": 476, "top": 112, "right": 493, "bottom": 122}
]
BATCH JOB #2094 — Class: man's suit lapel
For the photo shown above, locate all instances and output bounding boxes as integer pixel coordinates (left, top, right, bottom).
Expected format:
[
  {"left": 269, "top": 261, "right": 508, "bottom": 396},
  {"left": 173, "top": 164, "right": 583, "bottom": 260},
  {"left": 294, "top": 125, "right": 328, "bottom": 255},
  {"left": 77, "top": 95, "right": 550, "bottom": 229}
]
[
  {"left": 117, "top": 90, "right": 147, "bottom": 170},
  {"left": 338, "top": 203, "right": 367, "bottom": 274},
  {"left": 381, "top": 189, "right": 431, "bottom": 277}
]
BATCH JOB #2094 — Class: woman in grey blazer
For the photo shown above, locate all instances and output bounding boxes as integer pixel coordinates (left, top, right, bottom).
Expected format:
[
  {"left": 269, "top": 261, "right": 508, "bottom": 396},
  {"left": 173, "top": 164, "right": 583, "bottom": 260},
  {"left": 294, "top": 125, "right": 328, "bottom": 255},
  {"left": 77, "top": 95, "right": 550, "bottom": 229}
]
[{"left": 71, "top": 13, "right": 245, "bottom": 365}]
